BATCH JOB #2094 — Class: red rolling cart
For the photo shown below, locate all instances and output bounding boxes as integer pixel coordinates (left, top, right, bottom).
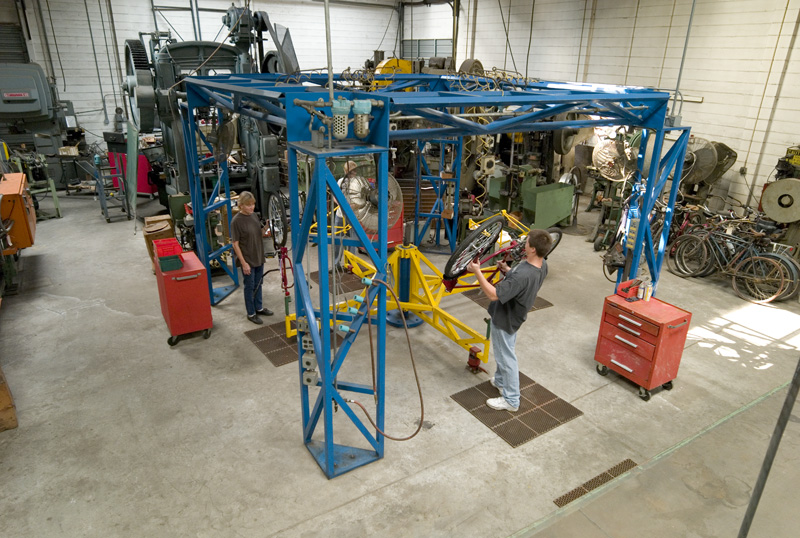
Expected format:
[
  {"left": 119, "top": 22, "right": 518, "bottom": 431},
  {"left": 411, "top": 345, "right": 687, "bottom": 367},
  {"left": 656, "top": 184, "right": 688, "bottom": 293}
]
[
  {"left": 594, "top": 294, "right": 691, "bottom": 401},
  {"left": 154, "top": 249, "right": 213, "bottom": 346}
]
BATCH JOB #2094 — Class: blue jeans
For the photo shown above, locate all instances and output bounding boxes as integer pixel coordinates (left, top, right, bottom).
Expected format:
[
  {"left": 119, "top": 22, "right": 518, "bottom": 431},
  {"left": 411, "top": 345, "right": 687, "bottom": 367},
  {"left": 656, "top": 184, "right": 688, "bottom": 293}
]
[
  {"left": 242, "top": 264, "right": 264, "bottom": 316},
  {"left": 491, "top": 321, "right": 520, "bottom": 408}
]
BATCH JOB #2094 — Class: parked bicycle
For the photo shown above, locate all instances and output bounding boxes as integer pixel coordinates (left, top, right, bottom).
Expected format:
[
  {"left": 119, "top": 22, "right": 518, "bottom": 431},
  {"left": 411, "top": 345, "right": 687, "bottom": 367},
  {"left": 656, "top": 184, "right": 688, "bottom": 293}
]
[{"left": 668, "top": 226, "right": 788, "bottom": 303}]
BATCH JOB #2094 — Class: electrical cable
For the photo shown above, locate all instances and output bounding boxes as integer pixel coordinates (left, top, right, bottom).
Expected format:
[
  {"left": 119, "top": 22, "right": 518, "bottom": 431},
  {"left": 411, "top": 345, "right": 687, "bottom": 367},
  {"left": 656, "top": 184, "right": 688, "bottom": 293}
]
[
  {"left": 43, "top": 0, "right": 66, "bottom": 91},
  {"left": 497, "top": 0, "right": 517, "bottom": 72},
  {"left": 524, "top": 0, "right": 536, "bottom": 79},
  {"left": 97, "top": 0, "right": 119, "bottom": 108},
  {"left": 83, "top": 0, "right": 109, "bottom": 125},
  {"left": 348, "top": 277, "right": 424, "bottom": 442},
  {"left": 376, "top": 6, "right": 395, "bottom": 51},
  {"left": 167, "top": 0, "right": 249, "bottom": 91}
]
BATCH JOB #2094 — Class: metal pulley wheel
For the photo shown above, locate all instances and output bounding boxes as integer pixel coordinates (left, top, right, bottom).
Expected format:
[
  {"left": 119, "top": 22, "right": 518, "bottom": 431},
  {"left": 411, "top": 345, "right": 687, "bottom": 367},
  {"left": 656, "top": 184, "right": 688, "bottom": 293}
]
[
  {"left": 761, "top": 178, "right": 800, "bottom": 223},
  {"left": 458, "top": 59, "right": 484, "bottom": 75},
  {"left": 553, "top": 112, "right": 579, "bottom": 155},
  {"left": 123, "top": 39, "right": 157, "bottom": 131}
]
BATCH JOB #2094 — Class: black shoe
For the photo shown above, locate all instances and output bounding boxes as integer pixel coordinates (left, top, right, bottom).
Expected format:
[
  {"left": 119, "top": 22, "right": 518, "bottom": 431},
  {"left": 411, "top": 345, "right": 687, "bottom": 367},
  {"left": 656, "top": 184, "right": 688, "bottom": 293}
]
[
  {"left": 256, "top": 308, "right": 274, "bottom": 316},
  {"left": 247, "top": 314, "right": 264, "bottom": 324}
]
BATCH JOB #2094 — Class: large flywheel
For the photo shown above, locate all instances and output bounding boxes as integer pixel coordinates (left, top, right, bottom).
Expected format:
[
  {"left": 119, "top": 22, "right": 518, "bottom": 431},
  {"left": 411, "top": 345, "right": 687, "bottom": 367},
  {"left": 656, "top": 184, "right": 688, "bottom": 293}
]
[{"left": 123, "top": 39, "right": 157, "bottom": 131}]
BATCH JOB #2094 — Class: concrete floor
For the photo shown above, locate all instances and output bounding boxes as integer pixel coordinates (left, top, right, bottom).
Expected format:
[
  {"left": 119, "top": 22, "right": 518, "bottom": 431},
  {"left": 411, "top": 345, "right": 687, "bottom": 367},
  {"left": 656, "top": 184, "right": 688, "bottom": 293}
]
[{"left": 1, "top": 194, "right": 799, "bottom": 537}]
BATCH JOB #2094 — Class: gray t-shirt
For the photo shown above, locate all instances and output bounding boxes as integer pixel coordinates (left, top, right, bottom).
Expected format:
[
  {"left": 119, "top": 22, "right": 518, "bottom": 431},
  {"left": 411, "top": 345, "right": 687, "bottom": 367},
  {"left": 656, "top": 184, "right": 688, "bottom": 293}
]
[
  {"left": 488, "top": 259, "right": 548, "bottom": 333},
  {"left": 231, "top": 212, "right": 264, "bottom": 268}
]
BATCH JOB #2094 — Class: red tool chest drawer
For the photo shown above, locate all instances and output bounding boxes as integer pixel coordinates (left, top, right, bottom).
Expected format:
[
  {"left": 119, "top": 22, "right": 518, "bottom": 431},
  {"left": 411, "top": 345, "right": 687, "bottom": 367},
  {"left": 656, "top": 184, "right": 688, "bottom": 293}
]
[
  {"left": 155, "top": 251, "right": 213, "bottom": 345},
  {"left": 594, "top": 294, "right": 691, "bottom": 400}
]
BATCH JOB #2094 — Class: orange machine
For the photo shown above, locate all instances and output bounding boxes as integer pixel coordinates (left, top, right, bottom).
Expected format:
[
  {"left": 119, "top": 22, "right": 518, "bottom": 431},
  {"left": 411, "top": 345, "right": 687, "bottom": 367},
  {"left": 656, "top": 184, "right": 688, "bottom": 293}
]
[{"left": 0, "top": 173, "right": 36, "bottom": 255}]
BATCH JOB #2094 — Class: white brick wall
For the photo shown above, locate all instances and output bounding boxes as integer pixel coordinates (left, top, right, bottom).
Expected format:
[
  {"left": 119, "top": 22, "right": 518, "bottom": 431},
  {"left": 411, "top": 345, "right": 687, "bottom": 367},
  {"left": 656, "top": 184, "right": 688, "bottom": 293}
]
[
  {"left": 20, "top": 0, "right": 399, "bottom": 144},
  {"left": 454, "top": 0, "right": 800, "bottom": 207}
]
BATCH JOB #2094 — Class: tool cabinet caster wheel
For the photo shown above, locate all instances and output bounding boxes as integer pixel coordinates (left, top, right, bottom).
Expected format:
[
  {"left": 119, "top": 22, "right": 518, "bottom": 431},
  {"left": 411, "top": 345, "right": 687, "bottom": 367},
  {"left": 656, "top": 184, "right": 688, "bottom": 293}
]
[
  {"left": 168, "top": 335, "right": 179, "bottom": 346},
  {"left": 203, "top": 329, "right": 211, "bottom": 339},
  {"left": 638, "top": 387, "right": 651, "bottom": 401},
  {"left": 662, "top": 381, "right": 673, "bottom": 390},
  {"left": 596, "top": 364, "right": 609, "bottom": 376},
  {"left": 593, "top": 236, "right": 604, "bottom": 251},
  {"left": 106, "top": 218, "right": 111, "bottom": 223}
]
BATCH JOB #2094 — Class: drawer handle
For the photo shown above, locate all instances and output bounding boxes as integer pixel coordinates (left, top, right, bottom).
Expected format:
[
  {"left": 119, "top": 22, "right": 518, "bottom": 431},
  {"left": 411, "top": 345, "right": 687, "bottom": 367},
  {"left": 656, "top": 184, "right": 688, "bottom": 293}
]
[
  {"left": 618, "top": 314, "right": 642, "bottom": 327},
  {"left": 668, "top": 320, "right": 688, "bottom": 329},
  {"left": 610, "top": 359, "right": 634, "bottom": 373},
  {"left": 614, "top": 335, "right": 638, "bottom": 348},
  {"left": 174, "top": 274, "right": 200, "bottom": 281},
  {"left": 617, "top": 323, "right": 641, "bottom": 337}
]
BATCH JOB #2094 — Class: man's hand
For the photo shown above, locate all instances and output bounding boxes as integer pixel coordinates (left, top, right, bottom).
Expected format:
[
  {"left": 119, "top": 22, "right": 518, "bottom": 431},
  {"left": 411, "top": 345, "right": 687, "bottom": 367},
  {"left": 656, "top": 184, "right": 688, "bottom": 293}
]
[
  {"left": 497, "top": 260, "right": 510, "bottom": 274},
  {"left": 242, "top": 261, "right": 251, "bottom": 275},
  {"left": 467, "top": 259, "right": 482, "bottom": 275}
]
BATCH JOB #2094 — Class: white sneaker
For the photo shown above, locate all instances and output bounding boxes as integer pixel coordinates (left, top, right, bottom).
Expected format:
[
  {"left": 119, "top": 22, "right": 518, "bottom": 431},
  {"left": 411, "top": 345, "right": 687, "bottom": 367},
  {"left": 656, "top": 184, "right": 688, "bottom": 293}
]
[
  {"left": 486, "top": 397, "right": 518, "bottom": 412},
  {"left": 489, "top": 377, "right": 498, "bottom": 388}
]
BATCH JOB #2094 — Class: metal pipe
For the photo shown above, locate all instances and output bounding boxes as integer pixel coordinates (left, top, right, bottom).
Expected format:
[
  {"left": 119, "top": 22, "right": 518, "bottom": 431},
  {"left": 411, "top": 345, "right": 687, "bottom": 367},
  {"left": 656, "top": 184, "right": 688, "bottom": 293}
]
[
  {"left": 83, "top": 0, "right": 109, "bottom": 124},
  {"left": 98, "top": 0, "right": 119, "bottom": 108},
  {"left": 150, "top": 0, "right": 159, "bottom": 35},
  {"left": 670, "top": 0, "right": 696, "bottom": 115},
  {"left": 33, "top": 0, "right": 56, "bottom": 81},
  {"left": 452, "top": 0, "right": 459, "bottom": 66},
  {"left": 324, "top": 0, "right": 334, "bottom": 148},
  {"left": 737, "top": 357, "right": 800, "bottom": 538},
  {"left": 106, "top": 0, "right": 126, "bottom": 116}
]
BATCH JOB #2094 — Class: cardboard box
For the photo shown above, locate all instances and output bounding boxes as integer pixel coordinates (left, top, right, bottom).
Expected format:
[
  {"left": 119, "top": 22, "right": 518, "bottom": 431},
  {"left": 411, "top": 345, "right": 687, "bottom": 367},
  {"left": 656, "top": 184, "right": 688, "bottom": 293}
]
[{"left": 143, "top": 215, "right": 175, "bottom": 263}]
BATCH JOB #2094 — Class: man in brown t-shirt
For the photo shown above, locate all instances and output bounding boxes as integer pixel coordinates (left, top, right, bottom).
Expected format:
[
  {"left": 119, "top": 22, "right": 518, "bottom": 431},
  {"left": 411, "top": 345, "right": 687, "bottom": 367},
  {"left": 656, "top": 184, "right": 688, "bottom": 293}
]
[{"left": 232, "top": 191, "right": 273, "bottom": 324}]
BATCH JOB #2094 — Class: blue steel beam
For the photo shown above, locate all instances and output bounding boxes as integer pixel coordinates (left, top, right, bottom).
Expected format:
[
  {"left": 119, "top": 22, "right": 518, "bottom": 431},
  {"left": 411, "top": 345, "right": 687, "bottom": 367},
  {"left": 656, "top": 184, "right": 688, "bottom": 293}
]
[{"left": 179, "top": 72, "right": 685, "bottom": 478}]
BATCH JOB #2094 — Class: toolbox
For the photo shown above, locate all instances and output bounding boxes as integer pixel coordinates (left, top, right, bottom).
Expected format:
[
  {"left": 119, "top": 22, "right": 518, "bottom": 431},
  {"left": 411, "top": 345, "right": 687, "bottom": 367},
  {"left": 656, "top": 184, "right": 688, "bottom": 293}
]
[
  {"left": 154, "top": 251, "right": 212, "bottom": 345},
  {"left": 594, "top": 294, "right": 691, "bottom": 400}
]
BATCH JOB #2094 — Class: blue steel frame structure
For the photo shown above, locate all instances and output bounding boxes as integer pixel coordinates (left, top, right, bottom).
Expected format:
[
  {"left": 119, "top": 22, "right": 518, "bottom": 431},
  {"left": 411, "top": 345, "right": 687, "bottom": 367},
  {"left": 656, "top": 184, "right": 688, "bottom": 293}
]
[{"left": 180, "top": 72, "right": 688, "bottom": 478}]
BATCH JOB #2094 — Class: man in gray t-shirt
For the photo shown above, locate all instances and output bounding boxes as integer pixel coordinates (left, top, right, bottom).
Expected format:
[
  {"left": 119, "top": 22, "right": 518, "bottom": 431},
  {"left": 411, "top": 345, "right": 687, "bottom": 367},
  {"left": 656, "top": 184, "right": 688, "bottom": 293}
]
[{"left": 468, "top": 229, "right": 551, "bottom": 412}]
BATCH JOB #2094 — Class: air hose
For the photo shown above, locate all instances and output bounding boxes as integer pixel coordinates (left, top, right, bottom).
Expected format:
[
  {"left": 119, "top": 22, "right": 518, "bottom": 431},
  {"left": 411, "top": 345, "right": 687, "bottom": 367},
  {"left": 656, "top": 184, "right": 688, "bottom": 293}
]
[{"left": 347, "top": 277, "right": 424, "bottom": 442}]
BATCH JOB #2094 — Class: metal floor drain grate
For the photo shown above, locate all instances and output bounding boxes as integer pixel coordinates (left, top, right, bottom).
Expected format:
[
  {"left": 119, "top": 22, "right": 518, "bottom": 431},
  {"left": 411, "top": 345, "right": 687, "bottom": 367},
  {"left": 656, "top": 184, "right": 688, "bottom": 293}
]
[
  {"left": 450, "top": 373, "right": 582, "bottom": 448},
  {"left": 553, "top": 458, "right": 638, "bottom": 507},
  {"left": 462, "top": 289, "right": 553, "bottom": 312},
  {"left": 309, "top": 271, "right": 366, "bottom": 294}
]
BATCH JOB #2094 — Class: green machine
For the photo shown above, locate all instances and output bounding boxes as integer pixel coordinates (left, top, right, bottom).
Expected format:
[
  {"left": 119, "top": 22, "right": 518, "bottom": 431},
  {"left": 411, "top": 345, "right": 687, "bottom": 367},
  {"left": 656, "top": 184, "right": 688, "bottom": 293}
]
[{"left": 487, "top": 164, "right": 575, "bottom": 228}]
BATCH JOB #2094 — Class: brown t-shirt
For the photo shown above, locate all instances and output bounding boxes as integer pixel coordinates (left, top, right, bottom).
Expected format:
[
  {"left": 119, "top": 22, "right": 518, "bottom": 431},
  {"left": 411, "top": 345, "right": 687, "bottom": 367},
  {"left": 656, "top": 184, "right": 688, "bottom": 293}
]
[{"left": 231, "top": 212, "right": 264, "bottom": 267}]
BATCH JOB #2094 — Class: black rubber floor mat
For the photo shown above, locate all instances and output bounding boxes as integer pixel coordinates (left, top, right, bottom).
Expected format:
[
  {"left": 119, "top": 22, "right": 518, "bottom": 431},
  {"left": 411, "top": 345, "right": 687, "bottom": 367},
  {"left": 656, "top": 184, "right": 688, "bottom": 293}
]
[
  {"left": 553, "top": 458, "right": 638, "bottom": 507},
  {"left": 451, "top": 373, "right": 582, "bottom": 448},
  {"left": 244, "top": 320, "right": 344, "bottom": 367},
  {"left": 462, "top": 289, "right": 553, "bottom": 312},
  {"left": 245, "top": 321, "right": 298, "bottom": 367},
  {"left": 309, "top": 270, "right": 366, "bottom": 294}
]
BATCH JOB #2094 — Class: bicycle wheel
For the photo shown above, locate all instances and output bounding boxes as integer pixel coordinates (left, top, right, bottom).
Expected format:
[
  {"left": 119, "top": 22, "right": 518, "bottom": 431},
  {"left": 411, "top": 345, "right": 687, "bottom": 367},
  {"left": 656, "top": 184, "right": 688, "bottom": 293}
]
[
  {"left": 731, "top": 256, "right": 785, "bottom": 304},
  {"left": 545, "top": 227, "right": 563, "bottom": 258},
  {"left": 267, "top": 193, "right": 288, "bottom": 248},
  {"left": 758, "top": 252, "right": 800, "bottom": 301},
  {"left": 668, "top": 235, "right": 707, "bottom": 277},
  {"left": 443, "top": 214, "right": 506, "bottom": 280}
]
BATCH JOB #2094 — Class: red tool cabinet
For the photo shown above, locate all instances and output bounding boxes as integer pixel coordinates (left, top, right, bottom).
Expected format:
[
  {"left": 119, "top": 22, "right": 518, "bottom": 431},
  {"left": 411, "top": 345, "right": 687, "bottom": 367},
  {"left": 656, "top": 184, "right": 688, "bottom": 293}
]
[
  {"left": 594, "top": 294, "right": 691, "bottom": 400},
  {"left": 154, "top": 251, "right": 213, "bottom": 346}
]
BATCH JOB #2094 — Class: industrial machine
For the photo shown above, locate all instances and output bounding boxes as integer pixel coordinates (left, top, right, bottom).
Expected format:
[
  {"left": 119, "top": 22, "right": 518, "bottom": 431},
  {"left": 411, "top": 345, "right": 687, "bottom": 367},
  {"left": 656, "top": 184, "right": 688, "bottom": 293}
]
[
  {"left": 0, "top": 61, "right": 86, "bottom": 188},
  {"left": 121, "top": 5, "right": 299, "bottom": 213},
  {"left": 760, "top": 146, "right": 800, "bottom": 260},
  {"left": 0, "top": 172, "right": 36, "bottom": 295}
]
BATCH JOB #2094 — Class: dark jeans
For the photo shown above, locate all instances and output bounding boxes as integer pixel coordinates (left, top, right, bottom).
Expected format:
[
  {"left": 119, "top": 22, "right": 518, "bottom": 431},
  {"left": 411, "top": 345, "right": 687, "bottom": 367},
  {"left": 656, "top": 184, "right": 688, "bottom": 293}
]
[{"left": 242, "top": 264, "right": 264, "bottom": 316}]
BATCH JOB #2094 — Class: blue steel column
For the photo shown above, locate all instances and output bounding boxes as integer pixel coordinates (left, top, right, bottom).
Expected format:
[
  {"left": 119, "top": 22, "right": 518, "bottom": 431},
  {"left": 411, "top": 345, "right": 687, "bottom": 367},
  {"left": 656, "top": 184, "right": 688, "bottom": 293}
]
[
  {"left": 376, "top": 150, "right": 388, "bottom": 456},
  {"left": 314, "top": 161, "right": 335, "bottom": 477}
]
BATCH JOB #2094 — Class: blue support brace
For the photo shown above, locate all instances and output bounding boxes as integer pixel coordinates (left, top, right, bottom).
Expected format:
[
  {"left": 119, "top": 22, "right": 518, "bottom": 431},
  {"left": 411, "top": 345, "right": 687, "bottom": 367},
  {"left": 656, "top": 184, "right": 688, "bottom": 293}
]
[{"left": 180, "top": 71, "right": 689, "bottom": 477}]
